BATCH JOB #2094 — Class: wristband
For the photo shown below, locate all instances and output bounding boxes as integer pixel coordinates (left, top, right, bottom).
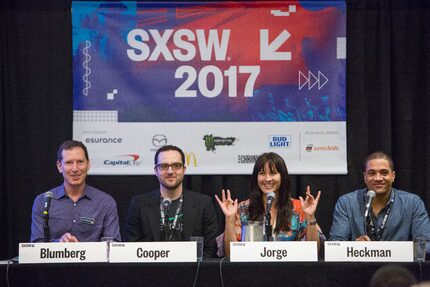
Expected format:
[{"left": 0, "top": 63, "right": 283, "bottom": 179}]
[{"left": 307, "top": 219, "right": 317, "bottom": 225}]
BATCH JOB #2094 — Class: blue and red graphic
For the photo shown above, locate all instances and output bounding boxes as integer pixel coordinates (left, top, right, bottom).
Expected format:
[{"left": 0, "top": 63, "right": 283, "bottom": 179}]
[{"left": 72, "top": 1, "right": 346, "bottom": 122}]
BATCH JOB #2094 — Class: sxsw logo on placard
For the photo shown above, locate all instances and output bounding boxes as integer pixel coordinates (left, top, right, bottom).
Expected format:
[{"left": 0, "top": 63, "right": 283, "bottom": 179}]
[
  {"left": 268, "top": 135, "right": 291, "bottom": 148},
  {"left": 203, "top": 134, "right": 236, "bottom": 152},
  {"left": 21, "top": 244, "right": 35, "bottom": 247}
]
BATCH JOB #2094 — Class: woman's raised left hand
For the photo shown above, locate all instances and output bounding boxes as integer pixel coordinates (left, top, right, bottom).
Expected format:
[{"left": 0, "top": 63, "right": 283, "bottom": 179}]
[{"left": 299, "top": 185, "right": 321, "bottom": 220}]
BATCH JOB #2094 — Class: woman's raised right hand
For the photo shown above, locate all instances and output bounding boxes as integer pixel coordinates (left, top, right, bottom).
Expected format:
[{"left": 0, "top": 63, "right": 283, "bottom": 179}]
[{"left": 215, "top": 189, "right": 238, "bottom": 220}]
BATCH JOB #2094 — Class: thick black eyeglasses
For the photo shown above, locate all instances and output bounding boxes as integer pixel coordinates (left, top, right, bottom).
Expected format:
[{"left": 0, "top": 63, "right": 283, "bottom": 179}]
[{"left": 155, "top": 162, "right": 184, "bottom": 171}]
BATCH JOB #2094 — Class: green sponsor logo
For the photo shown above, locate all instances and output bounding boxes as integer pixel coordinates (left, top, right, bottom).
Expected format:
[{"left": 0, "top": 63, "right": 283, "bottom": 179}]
[{"left": 203, "top": 135, "right": 236, "bottom": 151}]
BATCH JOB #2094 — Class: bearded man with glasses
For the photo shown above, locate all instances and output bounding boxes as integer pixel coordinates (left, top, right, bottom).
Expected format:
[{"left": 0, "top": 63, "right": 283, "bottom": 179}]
[{"left": 125, "top": 145, "right": 218, "bottom": 258}]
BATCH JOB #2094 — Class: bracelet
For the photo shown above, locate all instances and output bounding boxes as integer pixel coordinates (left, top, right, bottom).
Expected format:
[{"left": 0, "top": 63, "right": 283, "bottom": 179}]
[{"left": 307, "top": 219, "right": 317, "bottom": 225}]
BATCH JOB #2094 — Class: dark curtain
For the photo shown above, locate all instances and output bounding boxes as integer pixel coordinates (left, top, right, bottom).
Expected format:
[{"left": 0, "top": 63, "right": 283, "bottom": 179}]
[{"left": 1, "top": 0, "right": 429, "bottom": 259}]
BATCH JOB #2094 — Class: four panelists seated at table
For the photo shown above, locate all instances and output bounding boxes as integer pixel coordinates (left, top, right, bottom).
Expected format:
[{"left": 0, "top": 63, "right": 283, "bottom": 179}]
[{"left": 30, "top": 142, "right": 430, "bottom": 258}]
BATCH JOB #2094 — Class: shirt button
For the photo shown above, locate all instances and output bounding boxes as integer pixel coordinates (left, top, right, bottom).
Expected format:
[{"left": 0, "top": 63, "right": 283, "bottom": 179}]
[
  {"left": 74, "top": 203, "right": 77, "bottom": 206},
  {"left": 73, "top": 220, "right": 76, "bottom": 223}
]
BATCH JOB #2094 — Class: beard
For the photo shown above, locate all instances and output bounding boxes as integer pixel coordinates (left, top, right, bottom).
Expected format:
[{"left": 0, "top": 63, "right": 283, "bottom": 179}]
[{"left": 160, "top": 177, "right": 183, "bottom": 191}]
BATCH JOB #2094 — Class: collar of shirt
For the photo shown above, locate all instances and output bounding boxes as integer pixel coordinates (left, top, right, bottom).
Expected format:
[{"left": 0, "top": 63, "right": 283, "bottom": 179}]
[{"left": 53, "top": 185, "right": 93, "bottom": 201}]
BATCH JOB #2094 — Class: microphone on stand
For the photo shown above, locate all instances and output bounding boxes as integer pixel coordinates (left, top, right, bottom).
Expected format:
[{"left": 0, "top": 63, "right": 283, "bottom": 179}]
[
  {"left": 266, "top": 192, "right": 276, "bottom": 215},
  {"left": 364, "top": 190, "right": 376, "bottom": 218},
  {"left": 43, "top": 191, "right": 53, "bottom": 242},
  {"left": 363, "top": 190, "right": 376, "bottom": 237},
  {"left": 162, "top": 198, "right": 172, "bottom": 219},
  {"left": 161, "top": 198, "right": 172, "bottom": 239},
  {"left": 264, "top": 192, "right": 276, "bottom": 241}
]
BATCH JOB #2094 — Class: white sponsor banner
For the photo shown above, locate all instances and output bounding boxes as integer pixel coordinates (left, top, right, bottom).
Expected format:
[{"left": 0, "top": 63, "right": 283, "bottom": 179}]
[
  {"left": 230, "top": 241, "right": 317, "bottom": 262},
  {"left": 74, "top": 121, "right": 346, "bottom": 175},
  {"left": 325, "top": 241, "right": 413, "bottom": 262},
  {"left": 109, "top": 242, "right": 197, "bottom": 263},
  {"left": 18, "top": 242, "right": 108, "bottom": 264}
]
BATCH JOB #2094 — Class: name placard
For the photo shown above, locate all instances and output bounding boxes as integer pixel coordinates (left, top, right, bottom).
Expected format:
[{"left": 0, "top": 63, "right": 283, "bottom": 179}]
[
  {"left": 230, "top": 241, "right": 318, "bottom": 262},
  {"left": 325, "top": 241, "right": 413, "bottom": 262},
  {"left": 19, "top": 242, "right": 108, "bottom": 264},
  {"left": 109, "top": 242, "right": 197, "bottom": 263}
]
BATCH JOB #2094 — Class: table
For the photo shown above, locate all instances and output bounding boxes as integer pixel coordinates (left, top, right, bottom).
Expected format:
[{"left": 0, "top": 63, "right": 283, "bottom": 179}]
[{"left": 1, "top": 259, "right": 429, "bottom": 287}]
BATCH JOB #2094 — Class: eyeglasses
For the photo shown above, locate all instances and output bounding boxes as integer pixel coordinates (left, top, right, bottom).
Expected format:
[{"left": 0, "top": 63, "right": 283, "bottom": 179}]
[{"left": 155, "top": 162, "right": 184, "bottom": 171}]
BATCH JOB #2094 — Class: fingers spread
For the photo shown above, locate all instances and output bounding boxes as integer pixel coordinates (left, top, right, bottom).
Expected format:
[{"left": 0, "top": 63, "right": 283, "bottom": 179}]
[
  {"left": 226, "top": 189, "right": 231, "bottom": 200},
  {"left": 315, "top": 190, "right": 322, "bottom": 201}
]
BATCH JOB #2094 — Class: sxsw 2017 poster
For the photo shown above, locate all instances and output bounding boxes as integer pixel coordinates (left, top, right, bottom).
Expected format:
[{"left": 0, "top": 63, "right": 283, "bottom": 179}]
[{"left": 72, "top": 1, "right": 347, "bottom": 175}]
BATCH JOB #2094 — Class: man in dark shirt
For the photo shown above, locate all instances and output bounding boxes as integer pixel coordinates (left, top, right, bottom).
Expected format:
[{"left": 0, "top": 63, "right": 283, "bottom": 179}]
[{"left": 126, "top": 145, "right": 218, "bottom": 257}]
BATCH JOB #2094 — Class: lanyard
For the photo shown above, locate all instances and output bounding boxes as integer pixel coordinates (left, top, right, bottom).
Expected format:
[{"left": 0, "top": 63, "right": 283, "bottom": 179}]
[
  {"left": 366, "top": 197, "right": 394, "bottom": 241},
  {"left": 160, "top": 194, "right": 183, "bottom": 239},
  {"left": 160, "top": 200, "right": 167, "bottom": 232}
]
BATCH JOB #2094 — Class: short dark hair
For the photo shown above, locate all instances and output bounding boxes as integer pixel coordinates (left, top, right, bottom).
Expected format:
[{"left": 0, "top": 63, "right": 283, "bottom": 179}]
[
  {"left": 57, "top": 140, "right": 89, "bottom": 162},
  {"left": 364, "top": 151, "right": 394, "bottom": 171},
  {"left": 154, "top": 145, "right": 185, "bottom": 165},
  {"left": 370, "top": 264, "right": 416, "bottom": 287}
]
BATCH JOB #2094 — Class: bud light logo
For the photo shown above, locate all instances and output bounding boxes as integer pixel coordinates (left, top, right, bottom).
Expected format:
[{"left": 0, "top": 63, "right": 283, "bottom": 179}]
[{"left": 268, "top": 135, "right": 291, "bottom": 148}]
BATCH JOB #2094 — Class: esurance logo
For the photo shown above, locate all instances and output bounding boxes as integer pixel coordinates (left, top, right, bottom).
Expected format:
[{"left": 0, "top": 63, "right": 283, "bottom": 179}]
[
  {"left": 268, "top": 135, "right": 291, "bottom": 148},
  {"left": 85, "top": 137, "right": 123, "bottom": 144},
  {"left": 203, "top": 134, "right": 236, "bottom": 151},
  {"left": 104, "top": 154, "right": 142, "bottom": 167}
]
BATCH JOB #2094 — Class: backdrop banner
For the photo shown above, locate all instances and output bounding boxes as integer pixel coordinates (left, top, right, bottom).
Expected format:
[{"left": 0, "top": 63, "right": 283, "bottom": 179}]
[{"left": 72, "top": 1, "right": 347, "bottom": 175}]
